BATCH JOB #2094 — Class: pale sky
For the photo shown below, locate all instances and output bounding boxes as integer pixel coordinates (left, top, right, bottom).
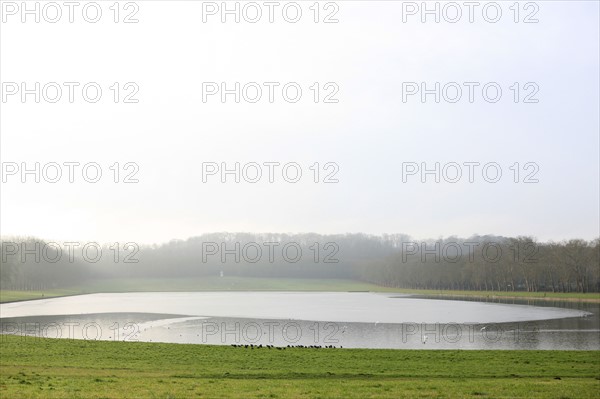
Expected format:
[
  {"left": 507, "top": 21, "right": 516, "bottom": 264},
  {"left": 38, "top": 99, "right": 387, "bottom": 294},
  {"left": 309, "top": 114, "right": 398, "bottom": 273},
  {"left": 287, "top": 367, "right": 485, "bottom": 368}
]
[{"left": 1, "top": 1, "right": 599, "bottom": 244}]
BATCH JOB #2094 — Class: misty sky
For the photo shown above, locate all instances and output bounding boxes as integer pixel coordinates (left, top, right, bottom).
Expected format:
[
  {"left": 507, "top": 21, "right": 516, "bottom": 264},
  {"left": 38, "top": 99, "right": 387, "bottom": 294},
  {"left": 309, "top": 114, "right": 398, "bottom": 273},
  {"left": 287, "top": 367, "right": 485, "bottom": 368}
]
[{"left": 1, "top": 1, "right": 598, "bottom": 244}]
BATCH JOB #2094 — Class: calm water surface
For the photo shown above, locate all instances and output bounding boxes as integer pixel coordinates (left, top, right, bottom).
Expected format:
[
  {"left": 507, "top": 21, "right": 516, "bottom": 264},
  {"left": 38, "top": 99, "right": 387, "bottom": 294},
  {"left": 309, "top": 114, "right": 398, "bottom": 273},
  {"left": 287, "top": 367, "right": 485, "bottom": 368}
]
[{"left": 1, "top": 292, "right": 597, "bottom": 350}]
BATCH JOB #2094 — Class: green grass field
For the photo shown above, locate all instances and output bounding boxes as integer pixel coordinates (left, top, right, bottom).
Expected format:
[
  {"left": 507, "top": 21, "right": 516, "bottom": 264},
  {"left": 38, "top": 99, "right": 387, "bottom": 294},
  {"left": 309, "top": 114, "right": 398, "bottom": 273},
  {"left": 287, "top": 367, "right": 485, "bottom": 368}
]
[
  {"left": 0, "top": 278, "right": 377, "bottom": 303},
  {"left": 2, "top": 277, "right": 599, "bottom": 303},
  {"left": 0, "top": 336, "right": 598, "bottom": 398},
  {"left": 0, "top": 289, "right": 81, "bottom": 303},
  {"left": 389, "top": 288, "right": 600, "bottom": 301},
  {"left": 80, "top": 277, "right": 381, "bottom": 293}
]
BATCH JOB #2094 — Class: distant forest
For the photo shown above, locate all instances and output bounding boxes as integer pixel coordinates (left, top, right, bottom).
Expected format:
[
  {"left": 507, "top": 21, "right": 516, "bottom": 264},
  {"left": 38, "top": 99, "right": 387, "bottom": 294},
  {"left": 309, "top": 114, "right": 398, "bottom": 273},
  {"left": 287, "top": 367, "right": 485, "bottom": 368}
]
[{"left": 1, "top": 233, "right": 599, "bottom": 293}]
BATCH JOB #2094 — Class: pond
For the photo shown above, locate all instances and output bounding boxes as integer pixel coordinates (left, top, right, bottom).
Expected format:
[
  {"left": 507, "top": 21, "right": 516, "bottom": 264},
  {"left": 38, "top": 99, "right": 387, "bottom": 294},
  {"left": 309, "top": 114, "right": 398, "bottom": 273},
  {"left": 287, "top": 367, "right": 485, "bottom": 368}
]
[{"left": 1, "top": 292, "right": 597, "bottom": 350}]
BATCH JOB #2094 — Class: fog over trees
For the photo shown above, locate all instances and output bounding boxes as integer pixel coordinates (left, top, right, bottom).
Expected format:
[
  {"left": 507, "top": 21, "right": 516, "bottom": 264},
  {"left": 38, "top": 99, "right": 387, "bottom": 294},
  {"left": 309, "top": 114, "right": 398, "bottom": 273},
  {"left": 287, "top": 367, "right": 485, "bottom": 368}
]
[{"left": 1, "top": 233, "right": 598, "bottom": 293}]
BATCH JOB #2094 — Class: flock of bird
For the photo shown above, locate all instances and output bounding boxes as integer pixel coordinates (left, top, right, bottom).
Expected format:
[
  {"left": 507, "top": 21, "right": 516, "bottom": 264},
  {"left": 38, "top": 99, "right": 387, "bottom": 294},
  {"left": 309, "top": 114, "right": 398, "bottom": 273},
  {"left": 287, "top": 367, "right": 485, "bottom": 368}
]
[{"left": 230, "top": 344, "right": 342, "bottom": 350}]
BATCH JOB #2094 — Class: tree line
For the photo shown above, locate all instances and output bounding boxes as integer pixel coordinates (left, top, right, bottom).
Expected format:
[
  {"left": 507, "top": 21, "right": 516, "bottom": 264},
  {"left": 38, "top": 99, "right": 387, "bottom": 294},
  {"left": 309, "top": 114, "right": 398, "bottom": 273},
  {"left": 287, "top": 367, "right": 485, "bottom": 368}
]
[{"left": 1, "top": 233, "right": 598, "bottom": 292}]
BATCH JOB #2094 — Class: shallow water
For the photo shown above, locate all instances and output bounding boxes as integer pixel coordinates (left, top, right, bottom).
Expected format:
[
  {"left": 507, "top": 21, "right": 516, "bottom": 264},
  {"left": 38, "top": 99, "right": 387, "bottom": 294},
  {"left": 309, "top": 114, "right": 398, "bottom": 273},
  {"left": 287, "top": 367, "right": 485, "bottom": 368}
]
[{"left": 1, "top": 292, "right": 597, "bottom": 350}]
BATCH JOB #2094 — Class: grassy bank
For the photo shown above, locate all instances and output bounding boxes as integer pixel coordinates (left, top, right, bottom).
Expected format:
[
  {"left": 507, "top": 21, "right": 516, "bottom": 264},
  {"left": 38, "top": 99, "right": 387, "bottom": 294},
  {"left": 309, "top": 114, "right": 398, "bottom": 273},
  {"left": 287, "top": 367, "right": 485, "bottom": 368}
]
[
  {"left": 0, "top": 336, "right": 598, "bottom": 398},
  {"left": 2, "top": 277, "right": 599, "bottom": 303},
  {"left": 0, "top": 278, "right": 378, "bottom": 303},
  {"left": 0, "top": 289, "right": 81, "bottom": 303},
  {"left": 391, "top": 288, "right": 600, "bottom": 302},
  {"left": 81, "top": 277, "right": 380, "bottom": 293}
]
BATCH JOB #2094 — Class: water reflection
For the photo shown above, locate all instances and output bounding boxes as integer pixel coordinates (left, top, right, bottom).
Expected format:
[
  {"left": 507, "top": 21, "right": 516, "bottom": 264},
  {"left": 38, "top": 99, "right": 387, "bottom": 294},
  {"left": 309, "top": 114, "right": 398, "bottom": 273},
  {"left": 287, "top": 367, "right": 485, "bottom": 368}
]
[{"left": 1, "top": 293, "right": 597, "bottom": 350}]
